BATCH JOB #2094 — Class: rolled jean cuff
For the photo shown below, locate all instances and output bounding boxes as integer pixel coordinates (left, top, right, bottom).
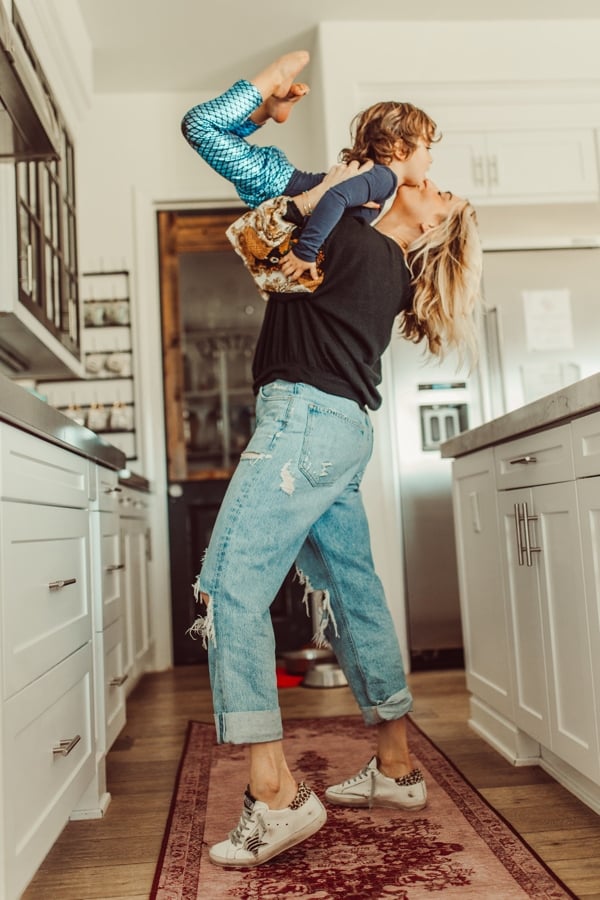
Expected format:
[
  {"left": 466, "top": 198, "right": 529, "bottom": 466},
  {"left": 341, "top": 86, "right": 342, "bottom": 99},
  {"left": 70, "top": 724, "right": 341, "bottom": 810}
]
[
  {"left": 360, "top": 687, "right": 414, "bottom": 726},
  {"left": 214, "top": 709, "right": 283, "bottom": 744}
]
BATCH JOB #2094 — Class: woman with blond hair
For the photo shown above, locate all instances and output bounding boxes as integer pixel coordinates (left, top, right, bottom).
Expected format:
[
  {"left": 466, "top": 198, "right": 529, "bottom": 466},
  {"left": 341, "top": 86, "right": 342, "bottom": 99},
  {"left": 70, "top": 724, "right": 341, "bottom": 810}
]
[{"left": 183, "top": 53, "right": 482, "bottom": 870}]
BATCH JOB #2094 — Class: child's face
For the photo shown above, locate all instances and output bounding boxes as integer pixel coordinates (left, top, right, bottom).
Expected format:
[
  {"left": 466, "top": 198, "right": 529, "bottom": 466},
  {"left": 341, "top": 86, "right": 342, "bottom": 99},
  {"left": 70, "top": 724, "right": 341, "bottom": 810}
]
[
  {"left": 398, "top": 139, "right": 432, "bottom": 187},
  {"left": 394, "top": 179, "right": 465, "bottom": 230}
]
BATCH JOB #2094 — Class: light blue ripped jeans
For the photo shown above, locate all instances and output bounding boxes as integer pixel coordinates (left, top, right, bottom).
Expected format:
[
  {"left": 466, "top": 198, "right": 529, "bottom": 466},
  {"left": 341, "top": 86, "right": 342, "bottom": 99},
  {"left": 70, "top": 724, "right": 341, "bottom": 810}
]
[{"left": 192, "top": 380, "right": 413, "bottom": 743}]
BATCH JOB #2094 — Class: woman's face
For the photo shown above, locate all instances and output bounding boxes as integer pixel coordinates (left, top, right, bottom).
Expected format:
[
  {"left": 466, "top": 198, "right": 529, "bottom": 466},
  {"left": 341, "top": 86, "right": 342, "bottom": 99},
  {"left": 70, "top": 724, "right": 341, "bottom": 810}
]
[{"left": 394, "top": 179, "right": 465, "bottom": 229}]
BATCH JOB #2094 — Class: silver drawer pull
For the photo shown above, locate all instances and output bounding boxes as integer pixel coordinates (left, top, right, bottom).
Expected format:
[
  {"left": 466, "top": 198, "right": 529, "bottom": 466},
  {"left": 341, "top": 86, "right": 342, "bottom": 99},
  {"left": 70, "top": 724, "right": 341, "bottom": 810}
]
[
  {"left": 106, "top": 563, "right": 125, "bottom": 573},
  {"left": 104, "top": 486, "right": 123, "bottom": 494},
  {"left": 109, "top": 674, "right": 129, "bottom": 687},
  {"left": 52, "top": 734, "right": 81, "bottom": 757},
  {"left": 509, "top": 455, "right": 538, "bottom": 466},
  {"left": 48, "top": 578, "right": 77, "bottom": 591}
]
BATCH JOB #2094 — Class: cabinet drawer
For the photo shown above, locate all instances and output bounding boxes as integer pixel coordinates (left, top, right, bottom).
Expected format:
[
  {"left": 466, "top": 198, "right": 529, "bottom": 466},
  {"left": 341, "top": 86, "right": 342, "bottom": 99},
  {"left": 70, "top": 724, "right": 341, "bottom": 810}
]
[
  {"left": 0, "top": 423, "right": 89, "bottom": 508},
  {"left": 1, "top": 502, "right": 91, "bottom": 698},
  {"left": 118, "top": 485, "right": 150, "bottom": 518},
  {"left": 2, "top": 643, "right": 94, "bottom": 900},
  {"left": 494, "top": 424, "right": 574, "bottom": 489},
  {"left": 103, "top": 618, "right": 127, "bottom": 751},
  {"left": 572, "top": 411, "right": 600, "bottom": 478},
  {"left": 91, "top": 510, "right": 123, "bottom": 631},
  {"left": 91, "top": 464, "right": 122, "bottom": 512}
]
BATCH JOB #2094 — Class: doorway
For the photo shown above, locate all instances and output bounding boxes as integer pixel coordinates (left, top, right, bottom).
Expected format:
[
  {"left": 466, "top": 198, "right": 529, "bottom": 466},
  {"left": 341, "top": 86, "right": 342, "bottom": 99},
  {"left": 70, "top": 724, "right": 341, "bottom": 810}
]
[{"left": 157, "top": 209, "right": 311, "bottom": 664}]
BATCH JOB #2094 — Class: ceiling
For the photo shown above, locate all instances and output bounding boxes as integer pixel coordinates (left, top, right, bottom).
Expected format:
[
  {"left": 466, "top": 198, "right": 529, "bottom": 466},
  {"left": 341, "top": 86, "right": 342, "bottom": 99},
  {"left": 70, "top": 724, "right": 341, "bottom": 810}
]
[{"left": 76, "top": 0, "right": 600, "bottom": 94}]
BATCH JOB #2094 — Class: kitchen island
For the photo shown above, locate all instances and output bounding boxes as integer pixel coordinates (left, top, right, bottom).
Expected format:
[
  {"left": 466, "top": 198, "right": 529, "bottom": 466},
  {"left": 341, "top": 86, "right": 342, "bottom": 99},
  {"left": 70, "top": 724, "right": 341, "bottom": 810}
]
[
  {"left": 0, "top": 375, "right": 153, "bottom": 900},
  {"left": 441, "top": 372, "right": 600, "bottom": 815}
]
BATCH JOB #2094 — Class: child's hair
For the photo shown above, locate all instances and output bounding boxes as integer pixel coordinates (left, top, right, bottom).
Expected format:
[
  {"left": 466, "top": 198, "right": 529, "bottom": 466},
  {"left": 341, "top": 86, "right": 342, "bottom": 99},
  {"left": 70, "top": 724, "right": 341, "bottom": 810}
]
[
  {"left": 401, "top": 202, "right": 483, "bottom": 368},
  {"left": 341, "top": 101, "right": 440, "bottom": 165}
]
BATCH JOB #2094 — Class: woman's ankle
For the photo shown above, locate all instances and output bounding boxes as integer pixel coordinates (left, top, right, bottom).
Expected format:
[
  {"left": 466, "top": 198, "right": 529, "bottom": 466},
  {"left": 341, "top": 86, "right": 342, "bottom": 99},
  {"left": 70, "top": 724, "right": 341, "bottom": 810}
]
[{"left": 250, "top": 775, "right": 298, "bottom": 810}]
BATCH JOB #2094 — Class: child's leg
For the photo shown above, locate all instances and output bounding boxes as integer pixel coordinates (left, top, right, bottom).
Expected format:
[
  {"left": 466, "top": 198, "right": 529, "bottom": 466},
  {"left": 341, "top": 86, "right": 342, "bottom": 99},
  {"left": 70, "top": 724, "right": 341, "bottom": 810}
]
[
  {"left": 181, "top": 52, "right": 310, "bottom": 208},
  {"left": 250, "top": 51, "right": 310, "bottom": 125}
]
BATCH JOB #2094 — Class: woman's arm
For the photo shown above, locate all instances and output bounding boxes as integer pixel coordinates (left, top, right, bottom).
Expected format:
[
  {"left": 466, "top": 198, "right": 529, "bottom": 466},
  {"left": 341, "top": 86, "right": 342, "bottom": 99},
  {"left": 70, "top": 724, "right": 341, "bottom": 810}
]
[{"left": 282, "top": 165, "right": 397, "bottom": 280}]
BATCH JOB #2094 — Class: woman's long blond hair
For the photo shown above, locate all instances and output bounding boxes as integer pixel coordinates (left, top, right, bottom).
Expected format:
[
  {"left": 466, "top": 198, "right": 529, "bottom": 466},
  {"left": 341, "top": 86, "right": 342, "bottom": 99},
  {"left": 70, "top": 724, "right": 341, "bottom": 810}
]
[{"left": 400, "top": 202, "right": 483, "bottom": 368}]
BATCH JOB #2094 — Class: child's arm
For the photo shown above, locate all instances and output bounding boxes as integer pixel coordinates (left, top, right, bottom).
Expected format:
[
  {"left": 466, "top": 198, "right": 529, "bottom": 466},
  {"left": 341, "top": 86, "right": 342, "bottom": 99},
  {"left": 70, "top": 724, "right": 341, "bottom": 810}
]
[{"left": 280, "top": 165, "right": 398, "bottom": 280}]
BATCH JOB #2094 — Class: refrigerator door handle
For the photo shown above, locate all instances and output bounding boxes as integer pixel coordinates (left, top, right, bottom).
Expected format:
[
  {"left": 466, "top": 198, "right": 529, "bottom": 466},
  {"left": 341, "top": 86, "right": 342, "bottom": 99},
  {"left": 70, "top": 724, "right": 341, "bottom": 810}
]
[{"left": 482, "top": 306, "right": 506, "bottom": 418}]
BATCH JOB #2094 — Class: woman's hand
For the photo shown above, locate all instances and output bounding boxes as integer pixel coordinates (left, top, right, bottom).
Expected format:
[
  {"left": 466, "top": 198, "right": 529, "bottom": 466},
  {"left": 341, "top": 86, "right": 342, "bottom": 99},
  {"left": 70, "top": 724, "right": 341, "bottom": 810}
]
[
  {"left": 320, "top": 159, "right": 374, "bottom": 190},
  {"left": 280, "top": 250, "right": 318, "bottom": 281}
]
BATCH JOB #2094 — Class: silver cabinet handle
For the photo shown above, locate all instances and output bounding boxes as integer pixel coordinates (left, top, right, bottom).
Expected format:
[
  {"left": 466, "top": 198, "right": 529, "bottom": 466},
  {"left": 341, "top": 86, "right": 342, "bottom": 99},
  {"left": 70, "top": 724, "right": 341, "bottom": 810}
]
[
  {"left": 106, "top": 563, "right": 125, "bottom": 573},
  {"left": 26, "top": 243, "right": 33, "bottom": 294},
  {"left": 48, "top": 577, "right": 77, "bottom": 591},
  {"left": 472, "top": 155, "right": 485, "bottom": 187},
  {"left": 514, "top": 501, "right": 542, "bottom": 567},
  {"left": 522, "top": 502, "right": 541, "bottom": 567},
  {"left": 510, "top": 456, "right": 538, "bottom": 466},
  {"left": 514, "top": 503, "right": 525, "bottom": 566},
  {"left": 109, "top": 674, "right": 128, "bottom": 687},
  {"left": 104, "top": 486, "right": 123, "bottom": 494},
  {"left": 52, "top": 734, "right": 81, "bottom": 757},
  {"left": 487, "top": 154, "right": 499, "bottom": 187}
]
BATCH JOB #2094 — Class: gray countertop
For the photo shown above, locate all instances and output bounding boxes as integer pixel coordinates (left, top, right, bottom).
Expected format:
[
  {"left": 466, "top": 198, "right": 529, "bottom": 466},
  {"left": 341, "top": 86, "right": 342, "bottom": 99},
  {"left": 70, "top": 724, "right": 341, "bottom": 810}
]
[
  {"left": 441, "top": 371, "right": 600, "bottom": 458},
  {"left": 0, "top": 373, "right": 126, "bottom": 470}
]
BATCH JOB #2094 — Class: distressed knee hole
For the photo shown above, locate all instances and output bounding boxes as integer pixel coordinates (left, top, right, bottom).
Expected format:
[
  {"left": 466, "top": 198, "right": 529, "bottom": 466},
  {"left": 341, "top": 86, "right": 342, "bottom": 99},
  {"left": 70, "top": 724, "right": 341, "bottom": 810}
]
[{"left": 295, "top": 568, "right": 339, "bottom": 647}]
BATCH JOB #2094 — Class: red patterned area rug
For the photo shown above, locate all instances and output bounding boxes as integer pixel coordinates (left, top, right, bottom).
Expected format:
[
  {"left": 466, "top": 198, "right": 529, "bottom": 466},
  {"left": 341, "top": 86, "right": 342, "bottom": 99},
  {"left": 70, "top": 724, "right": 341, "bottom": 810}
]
[{"left": 150, "top": 716, "right": 576, "bottom": 900}]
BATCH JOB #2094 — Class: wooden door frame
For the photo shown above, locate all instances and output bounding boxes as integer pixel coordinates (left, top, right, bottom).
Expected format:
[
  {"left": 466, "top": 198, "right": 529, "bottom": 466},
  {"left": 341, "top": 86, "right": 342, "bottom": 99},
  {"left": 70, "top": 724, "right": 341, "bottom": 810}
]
[{"left": 156, "top": 207, "right": 244, "bottom": 482}]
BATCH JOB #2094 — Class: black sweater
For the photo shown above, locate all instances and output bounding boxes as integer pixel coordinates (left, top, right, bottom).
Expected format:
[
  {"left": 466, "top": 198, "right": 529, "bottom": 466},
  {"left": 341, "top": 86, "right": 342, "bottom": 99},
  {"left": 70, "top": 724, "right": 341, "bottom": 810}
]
[{"left": 252, "top": 213, "right": 413, "bottom": 410}]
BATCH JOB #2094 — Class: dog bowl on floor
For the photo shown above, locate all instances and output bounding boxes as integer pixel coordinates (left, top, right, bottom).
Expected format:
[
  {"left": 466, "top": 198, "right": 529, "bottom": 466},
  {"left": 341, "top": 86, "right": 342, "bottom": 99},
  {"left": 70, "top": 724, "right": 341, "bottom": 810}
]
[
  {"left": 302, "top": 663, "right": 348, "bottom": 689},
  {"left": 280, "top": 647, "right": 335, "bottom": 675}
]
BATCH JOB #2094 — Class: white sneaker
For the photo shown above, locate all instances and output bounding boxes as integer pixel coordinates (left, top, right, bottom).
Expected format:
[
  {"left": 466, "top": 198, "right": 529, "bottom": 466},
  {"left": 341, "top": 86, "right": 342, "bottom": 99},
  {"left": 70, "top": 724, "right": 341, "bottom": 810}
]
[
  {"left": 325, "top": 756, "right": 427, "bottom": 810},
  {"left": 209, "top": 782, "right": 327, "bottom": 868}
]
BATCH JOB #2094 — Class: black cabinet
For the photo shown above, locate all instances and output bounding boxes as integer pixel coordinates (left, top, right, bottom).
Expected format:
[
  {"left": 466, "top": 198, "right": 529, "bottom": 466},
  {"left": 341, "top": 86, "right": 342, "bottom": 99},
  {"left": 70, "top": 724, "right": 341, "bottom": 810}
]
[{"left": 168, "top": 480, "right": 312, "bottom": 664}]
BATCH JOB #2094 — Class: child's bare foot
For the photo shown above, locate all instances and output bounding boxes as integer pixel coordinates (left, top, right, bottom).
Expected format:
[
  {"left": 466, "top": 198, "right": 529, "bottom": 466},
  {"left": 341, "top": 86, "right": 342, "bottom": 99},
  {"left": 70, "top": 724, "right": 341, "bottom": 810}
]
[
  {"left": 265, "top": 82, "right": 310, "bottom": 123},
  {"left": 251, "top": 51, "right": 310, "bottom": 104},
  {"left": 271, "top": 51, "right": 310, "bottom": 98}
]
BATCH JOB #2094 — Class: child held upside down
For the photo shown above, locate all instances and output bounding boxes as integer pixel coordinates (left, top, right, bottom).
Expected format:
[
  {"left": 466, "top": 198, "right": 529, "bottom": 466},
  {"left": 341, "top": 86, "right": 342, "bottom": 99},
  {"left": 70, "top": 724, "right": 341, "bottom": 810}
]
[{"left": 181, "top": 50, "right": 438, "bottom": 286}]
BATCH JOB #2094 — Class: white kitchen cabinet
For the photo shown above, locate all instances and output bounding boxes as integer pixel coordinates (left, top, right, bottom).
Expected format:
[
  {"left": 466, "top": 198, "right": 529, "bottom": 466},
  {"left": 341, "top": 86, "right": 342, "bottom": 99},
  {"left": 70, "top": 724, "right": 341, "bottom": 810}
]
[
  {"left": 497, "top": 480, "right": 599, "bottom": 782},
  {"left": 3, "top": 644, "right": 94, "bottom": 900},
  {"left": 495, "top": 423, "right": 600, "bottom": 782},
  {"left": 89, "top": 497, "right": 126, "bottom": 755},
  {"left": 0, "top": 502, "right": 91, "bottom": 699},
  {"left": 119, "top": 486, "right": 153, "bottom": 691},
  {"left": 430, "top": 129, "right": 598, "bottom": 204},
  {"left": 0, "top": 422, "right": 89, "bottom": 508},
  {"left": 72, "top": 468, "right": 127, "bottom": 821},
  {"left": 450, "top": 411, "right": 600, "bottom": 811},
  {"left": 0, "top": 421, "right": 96, "bottom": 899},
  {"left": 577, "top": 475, "right": 600, "bottom": 747},
  {"left": 452, "top": 449, "right": 514, "bottom": 724},
  {"left": 572, "top": 411, "right": 600, "bottom": 478}
]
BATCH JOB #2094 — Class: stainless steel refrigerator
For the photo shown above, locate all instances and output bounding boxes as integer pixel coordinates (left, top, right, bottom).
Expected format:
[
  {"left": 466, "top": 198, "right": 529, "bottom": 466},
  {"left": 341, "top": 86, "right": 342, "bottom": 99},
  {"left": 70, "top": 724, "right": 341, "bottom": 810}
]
[
  {"left": 481, "top": 241, "right": 600, "bottom": 419},
  {"left": 391, "top": 238, "right": 600, "bottom": 669}
]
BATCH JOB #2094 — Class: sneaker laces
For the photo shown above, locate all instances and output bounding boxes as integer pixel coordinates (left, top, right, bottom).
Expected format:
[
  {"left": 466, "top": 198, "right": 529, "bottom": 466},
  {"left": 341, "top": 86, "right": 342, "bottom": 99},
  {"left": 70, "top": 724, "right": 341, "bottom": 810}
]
[
  {"left": 229, "top": 792, "right": 266, "bottom": 849},
  {"left": 339, "top": 760, "right": 377, "bottom": 809}
]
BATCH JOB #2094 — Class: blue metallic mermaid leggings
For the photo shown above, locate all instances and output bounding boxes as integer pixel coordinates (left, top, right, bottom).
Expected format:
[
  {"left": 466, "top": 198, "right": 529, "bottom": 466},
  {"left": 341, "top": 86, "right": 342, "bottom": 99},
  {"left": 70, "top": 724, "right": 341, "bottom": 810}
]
[{"left": 181, "top": 79, "right": 302, "bottom": 208}]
